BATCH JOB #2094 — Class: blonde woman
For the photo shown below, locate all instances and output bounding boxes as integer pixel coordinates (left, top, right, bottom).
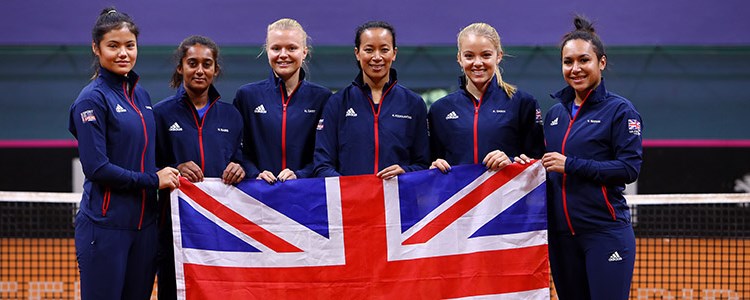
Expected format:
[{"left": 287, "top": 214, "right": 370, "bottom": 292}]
[
  {"left": 428, "top": 22, "right": 544, "bottom": 172},
  {"left": 234, "top": 18, "right": 331, "bottom": 184}
]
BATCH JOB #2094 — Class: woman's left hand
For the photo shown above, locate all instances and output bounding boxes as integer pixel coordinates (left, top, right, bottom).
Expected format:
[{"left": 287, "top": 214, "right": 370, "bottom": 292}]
[
  {"left": 514, "top": 154, "right": 533, "bottom": 164},
  {"left": 542, "top": 152, "right": 567, "bottom": 173},
  {"left": 377, "top": 164, "right": 405, "bottom": 180},
  {"left": 483, "top": 150, "right": 511, "bottom": 171},
  {"left": 222, "top": 162, "right": 245, "bottom": 184}
]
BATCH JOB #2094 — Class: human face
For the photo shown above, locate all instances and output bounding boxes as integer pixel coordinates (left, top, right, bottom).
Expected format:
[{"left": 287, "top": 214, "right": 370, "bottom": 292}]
[
  {"left": 93, "top": 26, "right": 137, "bottom": 76},
  {"left": 562, "top": 39, "right": 606, "bottom": 96},
  {"left": 266, "top": 29, "right": 307, "bottom": 81},
  {"left": 458, "top": 33, "right": 501, "bottom": 92},
  {"left": 355, "top": 28, "right": 397, "bottom": 85},
  {"left": 178, "top": 44, "right": 216, "bottom": 94}
]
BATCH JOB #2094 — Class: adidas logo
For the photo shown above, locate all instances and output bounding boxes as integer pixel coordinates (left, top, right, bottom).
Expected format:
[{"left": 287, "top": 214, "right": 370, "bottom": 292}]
[
  {"left": 608, "top": 251, "right": 623, "bottom": 262},
  {"left": 115, "top": 104, "right": 127, "bottom": 113},
  {"left": 550, "top": 117, "right": 559, "bottom": 126},
  {"left": 254, "top": 104, "right": 267, "bottom": 114},
  {"left": 445, "top": 111, "right": 459, "bottom": 120},
  {"left": 168, "top": 122, "right": 183, "bottom": 132},
  {"left": 345, "top": 108, "right": 357, "bottom": 117}
]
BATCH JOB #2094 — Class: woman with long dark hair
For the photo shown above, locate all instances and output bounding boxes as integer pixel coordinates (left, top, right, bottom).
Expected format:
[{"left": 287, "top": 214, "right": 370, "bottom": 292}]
[{"left": 68, "top": 7, "right": 179, "bottom": 299}]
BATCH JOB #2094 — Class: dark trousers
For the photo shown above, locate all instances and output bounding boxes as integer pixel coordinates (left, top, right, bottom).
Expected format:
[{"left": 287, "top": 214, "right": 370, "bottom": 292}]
[
  {"left": 549, "top": 225, "right": 636, "bottom": 300},
  {"left": 75, "top": 212, "right": 158, "bottom": 300}
]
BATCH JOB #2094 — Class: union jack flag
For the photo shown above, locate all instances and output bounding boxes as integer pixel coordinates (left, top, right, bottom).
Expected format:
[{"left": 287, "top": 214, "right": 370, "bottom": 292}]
[
  {"left": 171, "top": 161, "right": 549, "bottom": 299},
  {"left": 628, "top": 119, "right": 642, "bottom": 135}
]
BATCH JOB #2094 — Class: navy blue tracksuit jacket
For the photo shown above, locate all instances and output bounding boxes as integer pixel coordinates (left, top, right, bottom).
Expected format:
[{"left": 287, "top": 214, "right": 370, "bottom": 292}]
[
  {"left": 153, "top": 84, "right": 247, "bottom": 177},
  {"left": 544, "top": 80, "right": 643, "bottom": 235},
  {"left": 314, "top": 70, "right": 430, "bottom": 177},
  {"left": 234, "top": 70, "right": 331, "bottom": 178},
  {"left": 428, "top": 75, "right": 544, "bottom": 165},
  {"left": 69, "top": 68, "right": 159, "bottom": 229}
]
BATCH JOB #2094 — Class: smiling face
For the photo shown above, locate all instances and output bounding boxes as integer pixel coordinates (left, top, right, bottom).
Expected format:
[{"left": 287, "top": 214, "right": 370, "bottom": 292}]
[
  {"left": 93, "top": 26, "right": 137, "bottom": 76},
  {"left": 355, "top": 27, "right": 397, "bottom": 85},
  {"left": 178, "top": 43, "right": 216, "bottom": 94},
  {"left": 458, "top": 33, "right": 501, "bottom": 92},
  {"left": 562, "top": 39, "right": 606, "bottom": 97},
  {"left": 266, "top": 28, "right": 307, "bottom": 81}
]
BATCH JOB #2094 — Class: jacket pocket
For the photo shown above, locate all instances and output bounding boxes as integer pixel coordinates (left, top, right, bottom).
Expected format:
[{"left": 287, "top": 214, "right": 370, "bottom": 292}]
[
  {"left": 601, "top": 185, "right": 616, "bottom": 220},
  {"left": 101, "top": 187, "right": 111, "bottom": 216}
]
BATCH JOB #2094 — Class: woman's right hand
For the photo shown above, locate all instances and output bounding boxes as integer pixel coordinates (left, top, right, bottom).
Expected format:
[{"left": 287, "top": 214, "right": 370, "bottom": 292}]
[
  {"left": 430, "top": 158, "right": 451, "bottom": 173},
  {"left": 157, "top": 167, "right": 180, "bottom": 190}
]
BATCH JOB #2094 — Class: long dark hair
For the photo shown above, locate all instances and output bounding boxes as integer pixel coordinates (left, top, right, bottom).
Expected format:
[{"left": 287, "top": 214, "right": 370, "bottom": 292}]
[{"left": 90, "top": 7, "right": 139, "bottom": 79}]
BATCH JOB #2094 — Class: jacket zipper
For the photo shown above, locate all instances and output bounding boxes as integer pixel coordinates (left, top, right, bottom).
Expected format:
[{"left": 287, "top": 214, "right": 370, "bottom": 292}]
[
  {"left": 123, "top": 81, "right": 148, "bottom": 229},
  {"left": 279, "top": 83, "right": 301, "bottom": 171},
  {"left": 470, "top": 90, "right": 487, "bottom": 164},
  {"left": 186, "top": 94, "right": 220, "bottom": 172},
  {"left": 559, "top": 89, "right": 593, "bottom": 235},
  {"left": 359, "top": 82, "right": 397, "bottom": 174}
]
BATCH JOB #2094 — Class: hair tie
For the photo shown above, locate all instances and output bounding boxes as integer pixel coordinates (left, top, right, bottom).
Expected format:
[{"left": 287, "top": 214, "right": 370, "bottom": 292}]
[{"left": 107, "top": 9, "right": 117, "bottom": 14}]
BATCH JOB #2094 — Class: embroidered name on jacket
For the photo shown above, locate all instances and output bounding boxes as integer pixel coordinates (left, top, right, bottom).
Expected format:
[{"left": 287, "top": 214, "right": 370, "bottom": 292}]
[
  {"left": 391, "top": 114, "right": 412, "bottom": 120},
  {"left": 217, "top": 128, "right": 229, "bottom": 133},
  {"left": 304, "top": 109, "right": 316, "bottom": 114}
]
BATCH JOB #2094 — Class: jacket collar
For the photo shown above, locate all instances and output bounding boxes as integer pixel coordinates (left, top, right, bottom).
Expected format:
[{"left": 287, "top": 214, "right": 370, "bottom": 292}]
[
  {"left": 458, "top": 74, "right": 503, "bottom": 102},
  {"left": 270, "top": 68, "right": 306, "bottom": 90},
  {"left": 353, "top": 68, "right": 398, "bottom": 94},
  {"left": 98, "top": 67, "right": 139, "bottom": 91},
  {"left": 175, "top": 83, "right": 221, "bottom": 107},
  {"left": 551, "top": 77, "right": 608, "bottom": 105}
]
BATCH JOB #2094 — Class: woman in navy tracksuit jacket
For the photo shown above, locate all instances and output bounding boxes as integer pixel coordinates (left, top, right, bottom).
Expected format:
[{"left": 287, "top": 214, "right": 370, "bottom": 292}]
[
  {"left": 234, "top": 18, "right": 331, "bottom": 183},
  {"left": 153, "top": 35, "right": 247, "bottom": 300},
  {"left": 428, "top": 23, "right": 544, "bottom": 172},
  {"left": 314, "top": 21, "right": 430, "bottom": 178},
  {"left": 542, "top": 16, "right": 643, "bottom": 300},
  {"left": 68, "top": 8, "right": 179, "bottom": 300}
]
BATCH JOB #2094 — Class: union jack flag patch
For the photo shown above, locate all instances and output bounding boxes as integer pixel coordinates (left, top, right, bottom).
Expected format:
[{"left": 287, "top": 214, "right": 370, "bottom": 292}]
[
  {"left": 80, "top": 110, "right": 96, "bottom": 123},
  {"left": 628, "top": 119, "right": 641, "bottom": 135},
  {"left": 316, "top": 119, "right": 324, "bottom": 130},
  {"left": 535, "top": 108, "right": 543, "bottom": 124}
]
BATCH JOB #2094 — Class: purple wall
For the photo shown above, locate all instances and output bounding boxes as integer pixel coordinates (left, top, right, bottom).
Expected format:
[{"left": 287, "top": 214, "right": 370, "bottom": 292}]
[{"left": 5, "top": 0, "right": 750, "bottom": 46}]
